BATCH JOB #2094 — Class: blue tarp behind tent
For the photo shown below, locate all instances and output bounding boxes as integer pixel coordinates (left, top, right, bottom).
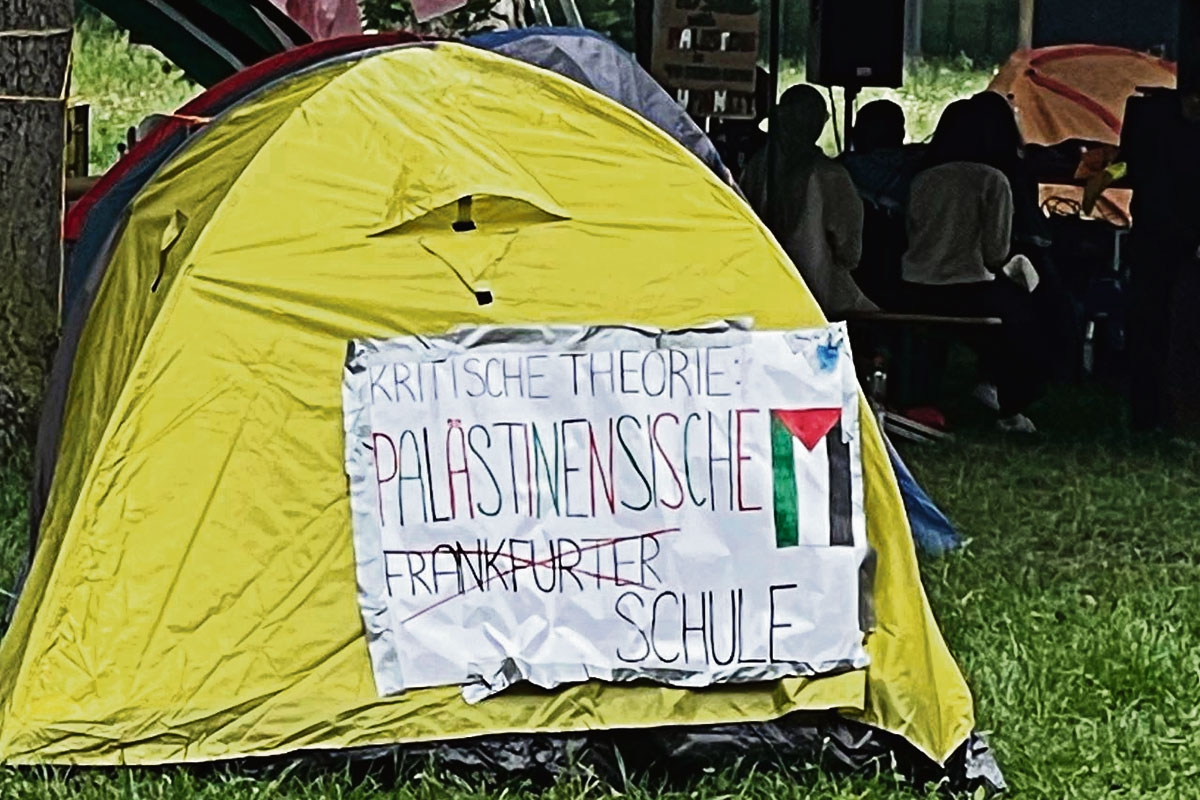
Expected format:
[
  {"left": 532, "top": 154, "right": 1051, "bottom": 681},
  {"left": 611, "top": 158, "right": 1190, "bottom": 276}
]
[{"left": 885, "top": 437, "right": 962, "bottom": 555}]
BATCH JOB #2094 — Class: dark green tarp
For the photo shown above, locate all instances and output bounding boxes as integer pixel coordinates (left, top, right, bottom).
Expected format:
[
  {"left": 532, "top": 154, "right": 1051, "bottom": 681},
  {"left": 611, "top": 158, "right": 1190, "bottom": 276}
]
[{"left": 90, "top": 0, "right": 311, "bottom": 85}]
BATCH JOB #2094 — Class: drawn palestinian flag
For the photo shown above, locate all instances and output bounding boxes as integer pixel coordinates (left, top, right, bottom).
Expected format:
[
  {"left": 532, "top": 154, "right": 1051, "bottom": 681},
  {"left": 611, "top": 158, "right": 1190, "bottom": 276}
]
[{"left": 770, "top": 409, "right": 853, "bottom": 549}]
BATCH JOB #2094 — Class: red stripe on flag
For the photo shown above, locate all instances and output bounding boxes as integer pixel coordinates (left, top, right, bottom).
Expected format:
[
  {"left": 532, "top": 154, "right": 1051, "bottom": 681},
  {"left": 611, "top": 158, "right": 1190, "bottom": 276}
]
[{"left": 772, "top": 408, "right": 841, "bottom": 452}]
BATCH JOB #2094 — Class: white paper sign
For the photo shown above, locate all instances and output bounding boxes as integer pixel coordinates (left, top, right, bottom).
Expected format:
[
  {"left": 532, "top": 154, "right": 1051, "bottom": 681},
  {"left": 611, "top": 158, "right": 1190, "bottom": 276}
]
[{"left": 343, "top": 323, "right": 870, "bottom": 702}]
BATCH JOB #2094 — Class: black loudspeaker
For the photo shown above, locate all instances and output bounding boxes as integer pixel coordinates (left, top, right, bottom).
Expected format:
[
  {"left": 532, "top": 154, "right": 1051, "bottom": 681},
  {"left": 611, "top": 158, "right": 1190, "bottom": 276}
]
[
  {"left": 1180, "top": 0, "right": 1200, "bottom": 95},
  {"left": 806, "top": 0, "right": 905, "bottom": 88}
]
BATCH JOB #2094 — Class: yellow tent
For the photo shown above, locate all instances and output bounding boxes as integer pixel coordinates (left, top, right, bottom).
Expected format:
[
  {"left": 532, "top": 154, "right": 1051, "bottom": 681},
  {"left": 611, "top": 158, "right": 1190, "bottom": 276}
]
[{"left": 1, "top": 42, "right": 984, "bottom": 779}]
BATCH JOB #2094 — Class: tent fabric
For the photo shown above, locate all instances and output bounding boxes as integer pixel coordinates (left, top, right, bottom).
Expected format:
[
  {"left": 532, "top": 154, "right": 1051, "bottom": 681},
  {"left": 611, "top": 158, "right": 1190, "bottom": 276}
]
[
  {"left": 49, "top": 29, "right": 727, "bottom": 541},
  {"left": 88, "top": 0, "right": 312, "bottom": 87},
  {"left": 467, "top": 27, "right": 730, "bottom": 182},
  {"left": 7, "top": 42, "right": 973, "bottom": 769},
  {"left": 48, "top": 28, "right": 736, "bottom": 551},
  {"left": 52, "top": 28, "right": 953, "bottom": 566},
  {"left": 62, "top": 30, "right": 726, "bottom": 320},
  {"left": 41, "top": 33, "right": 422, "bottom": 553},
  {"left": 52, "top": 23, "right": 957, "bottom": 566},
  {"left": 63, "top": 32, "right": 421, "bottom": 300},
  {"left": 988, "top": 44, "right": 1176, "bottom": 147}
]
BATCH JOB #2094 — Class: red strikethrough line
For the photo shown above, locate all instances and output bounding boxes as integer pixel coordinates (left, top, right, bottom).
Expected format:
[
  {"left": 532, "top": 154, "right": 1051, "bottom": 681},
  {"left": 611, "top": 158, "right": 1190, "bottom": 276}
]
[{"left": 400, "top": 528, "right": 680, "bottom": 624}]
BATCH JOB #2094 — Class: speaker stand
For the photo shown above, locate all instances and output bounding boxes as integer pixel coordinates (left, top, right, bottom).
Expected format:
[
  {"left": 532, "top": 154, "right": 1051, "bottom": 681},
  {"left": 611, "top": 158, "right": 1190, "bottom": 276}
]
[{"left": 843, "top": 84, "right": 860, "bottom": 154}]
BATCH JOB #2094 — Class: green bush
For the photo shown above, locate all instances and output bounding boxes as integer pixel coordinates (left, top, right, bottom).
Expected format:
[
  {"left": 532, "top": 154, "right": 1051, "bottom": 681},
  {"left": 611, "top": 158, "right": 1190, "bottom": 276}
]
[{"left": 71, "top": 15, "right": 199, "bottom": 171}]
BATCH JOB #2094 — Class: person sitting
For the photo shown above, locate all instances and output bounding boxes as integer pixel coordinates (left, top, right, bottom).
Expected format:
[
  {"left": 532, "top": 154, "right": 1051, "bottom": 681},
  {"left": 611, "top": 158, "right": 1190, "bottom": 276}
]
[
  {"left": 845, "top": 101, "right": 906, "bottom": 200},
  {"left": 740, "top": 85, "right": 878, "bottom": 318},
  {"left": 970, "top": 90, "right": 1083, "bottom": 383},
  {"left": 900, "top": 99, "right": 1050, "bottom": 433},
  {"left": 842, "top": 100, "right": 925, "bottom": 308},
  {"left": 855, "top": 99, "right": 906, "bottom": 151}
]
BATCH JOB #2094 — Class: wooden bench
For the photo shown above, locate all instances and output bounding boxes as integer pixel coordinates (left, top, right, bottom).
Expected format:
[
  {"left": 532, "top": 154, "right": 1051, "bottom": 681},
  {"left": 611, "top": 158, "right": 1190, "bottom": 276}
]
[
  {"left": 841, "top": 311, "right": 1003, "bottom": 327},
  {"left": 839, "top": 311, "right": 1003, "bottom": 443}
]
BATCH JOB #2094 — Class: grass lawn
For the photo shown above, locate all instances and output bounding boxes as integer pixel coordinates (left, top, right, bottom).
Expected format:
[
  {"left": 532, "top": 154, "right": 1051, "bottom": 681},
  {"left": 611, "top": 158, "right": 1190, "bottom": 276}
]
[{"left": 3, "top": 379, "right": 1199, "bottom": 799}]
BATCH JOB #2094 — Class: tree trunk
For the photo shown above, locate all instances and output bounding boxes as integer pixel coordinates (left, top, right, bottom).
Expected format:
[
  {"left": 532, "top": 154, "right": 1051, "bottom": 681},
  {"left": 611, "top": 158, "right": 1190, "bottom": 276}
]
[{"left": 0, "top": 0, "right": 72, "bottom": 458}]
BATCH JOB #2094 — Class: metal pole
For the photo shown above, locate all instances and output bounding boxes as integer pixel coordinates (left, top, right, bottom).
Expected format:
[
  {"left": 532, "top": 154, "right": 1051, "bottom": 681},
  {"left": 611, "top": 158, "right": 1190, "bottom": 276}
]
[
  {"left": 767, "top": 0, "right": 781, "bottom": 104},
  {"left": 765, "top": 0, "right": 782, "bottom": 229},
  {"left": 844, "top": 85, "right": 859, "bottom": 154},
  {"left": 530, "top": 0, "right": 553, "bottom": 26},
  {"left": 557, "top": 0, "right": 583, "bottom": 28},
  {"left": 904, "top": 0, "right": 923, "bottom": 57},
  {"left": 1018, "top": 0, "right": 1034, "bottom": 50},
  {"left": 946, "top": 0, "right": 958, "bottom": 56}
]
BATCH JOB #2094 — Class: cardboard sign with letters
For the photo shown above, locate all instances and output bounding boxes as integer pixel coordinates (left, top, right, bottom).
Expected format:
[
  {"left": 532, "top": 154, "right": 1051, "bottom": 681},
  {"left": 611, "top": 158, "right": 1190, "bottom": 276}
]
[{"left": 650, "top": 0, "right": 759, "bottom": 119}]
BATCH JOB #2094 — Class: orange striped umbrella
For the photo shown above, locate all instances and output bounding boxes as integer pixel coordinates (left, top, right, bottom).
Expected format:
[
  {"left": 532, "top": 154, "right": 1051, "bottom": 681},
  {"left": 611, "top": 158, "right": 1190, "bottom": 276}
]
[{"left": 988, "top": 44, "right": 1176, "bottom": 146}]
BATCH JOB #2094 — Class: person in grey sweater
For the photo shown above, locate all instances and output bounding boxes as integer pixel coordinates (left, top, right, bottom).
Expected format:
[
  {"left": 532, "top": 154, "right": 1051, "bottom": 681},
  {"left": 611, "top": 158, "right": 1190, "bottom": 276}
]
[
  {"left": 740, "top": 85, "right": 878, "bottom": 318},
  {"left": 901, "top": 99, "right": 1051, "bottom": 433}
]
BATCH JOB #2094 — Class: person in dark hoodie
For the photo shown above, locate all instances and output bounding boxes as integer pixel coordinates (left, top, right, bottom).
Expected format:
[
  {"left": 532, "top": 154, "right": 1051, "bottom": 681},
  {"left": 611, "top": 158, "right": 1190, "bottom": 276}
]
[
  {"left": 842, "top": 99, "right": 927, "bottom": 307},
  {"left": 844, "top": 99, "right": 915, "bottom": 208}
]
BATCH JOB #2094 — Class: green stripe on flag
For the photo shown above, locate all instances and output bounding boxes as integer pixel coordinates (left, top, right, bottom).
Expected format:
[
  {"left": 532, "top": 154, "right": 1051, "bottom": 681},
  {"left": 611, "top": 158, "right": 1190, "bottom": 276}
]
[{"left": 771, "top": 414, "right": 799, "bottom": 548}]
